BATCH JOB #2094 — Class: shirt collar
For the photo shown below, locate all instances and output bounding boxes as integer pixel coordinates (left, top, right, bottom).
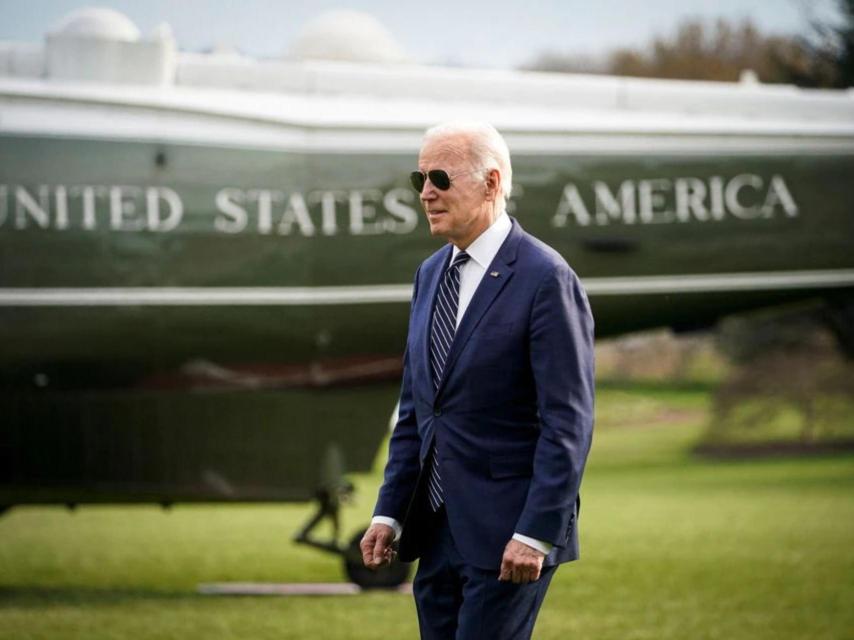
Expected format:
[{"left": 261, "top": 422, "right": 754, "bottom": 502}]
[{"left": 452, "top": 210, "right": 511, "bottom": 269}]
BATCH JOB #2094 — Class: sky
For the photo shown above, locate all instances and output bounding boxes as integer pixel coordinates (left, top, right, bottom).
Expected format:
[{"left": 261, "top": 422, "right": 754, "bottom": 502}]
[{"left": 0, "top": 0, "right": 843, "bottom": 69}]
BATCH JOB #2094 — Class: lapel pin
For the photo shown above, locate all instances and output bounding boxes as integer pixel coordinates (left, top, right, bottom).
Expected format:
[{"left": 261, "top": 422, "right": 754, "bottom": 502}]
[{"left": 490, "top": 271, "right": 500, "bottom": 277}]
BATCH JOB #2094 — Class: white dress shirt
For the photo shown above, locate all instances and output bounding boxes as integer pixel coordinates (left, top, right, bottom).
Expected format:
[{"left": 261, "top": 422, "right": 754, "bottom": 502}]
[{"left": 373, "top": 211, "right": 553, "bottom": 557}]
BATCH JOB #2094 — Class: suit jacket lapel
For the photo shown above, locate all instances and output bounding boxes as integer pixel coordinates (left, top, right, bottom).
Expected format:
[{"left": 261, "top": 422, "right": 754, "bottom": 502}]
[{"left": 434, "top": 218, "right": 523, "bottom": 398}]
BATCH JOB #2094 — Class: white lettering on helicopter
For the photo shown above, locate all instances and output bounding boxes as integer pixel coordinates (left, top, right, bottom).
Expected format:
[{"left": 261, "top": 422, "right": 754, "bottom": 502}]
[
  {"left": 213, "top": 187, "right": 418, "bottom": 236},
  {"left": 0, "top": 184, "right": 419, "bottom": 237},
  {"left": 0, "top": 185, "right": 184, "bottom": 232},
  {"left": 551, "top": 174, "right": 798, "bottom": 227},
  {"left": 0, "top": 175, "right": 796, "bottom": 235}
]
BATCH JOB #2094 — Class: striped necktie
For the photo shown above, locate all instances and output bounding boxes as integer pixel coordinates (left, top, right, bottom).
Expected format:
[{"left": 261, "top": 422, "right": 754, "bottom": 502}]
[{"left": 426, "top": 250, "right": 469, "bottom": 511}]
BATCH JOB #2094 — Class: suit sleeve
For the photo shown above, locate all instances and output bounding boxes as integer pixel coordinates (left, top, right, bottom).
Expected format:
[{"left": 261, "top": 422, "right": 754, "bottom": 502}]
[
  {"left": 515, "top": 263, "right": 595, "bottom": 546},
  {"left": 372, "top": 266, "right": 424, "bottom": 522}
]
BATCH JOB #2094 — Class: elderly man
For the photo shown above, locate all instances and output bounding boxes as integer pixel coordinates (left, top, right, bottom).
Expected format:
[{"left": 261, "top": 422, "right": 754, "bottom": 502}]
[{"left": 360, "top": 121, "right": 595, "bottom": 639}]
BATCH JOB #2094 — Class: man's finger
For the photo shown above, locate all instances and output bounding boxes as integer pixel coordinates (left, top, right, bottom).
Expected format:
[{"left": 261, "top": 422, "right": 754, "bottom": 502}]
[
  {"left": 513, "top": 560, "right": 540, "bottom": 584},
  {"left": 360, "top": 530, "right": 377, "bottom": 566},
  {"left": 372, "top": 530, "right": 390, "bottom": 567},
  {"left": 498, "top": 557, "right": 511, "bottom": 581},
  {"left": 505, "top": 558, "right": 519, "bottom": 584},
  {"left": 526, "top": 560, "right": 541, "bottom": 583}
]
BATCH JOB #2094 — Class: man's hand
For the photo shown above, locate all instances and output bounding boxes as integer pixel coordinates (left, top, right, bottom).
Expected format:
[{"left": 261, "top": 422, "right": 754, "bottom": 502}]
[
  {"left": 359, "top": 523, "right": 396, "bottom": 569},
  {"left": 499, "top": 539, "right": 545, "bottom": 584}
]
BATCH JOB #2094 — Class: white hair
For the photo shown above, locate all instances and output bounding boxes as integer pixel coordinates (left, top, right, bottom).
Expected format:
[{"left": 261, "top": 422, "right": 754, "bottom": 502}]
[{"left": 423, "top": 121, "right": 513, "bottom": 204}]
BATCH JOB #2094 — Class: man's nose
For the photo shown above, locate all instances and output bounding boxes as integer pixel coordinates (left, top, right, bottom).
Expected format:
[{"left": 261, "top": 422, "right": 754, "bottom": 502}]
[{"left": 420, "top": 179, "right": 438, "bottom": 201}]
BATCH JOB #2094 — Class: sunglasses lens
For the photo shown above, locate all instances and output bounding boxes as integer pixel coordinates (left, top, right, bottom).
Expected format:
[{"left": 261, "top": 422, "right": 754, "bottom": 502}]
[
  {"left": 410, "top": 171, "right": 426, "bottom": 192},
  {"left": 429, "top": 170, "right": 451, "bottom": 190},
  {"left": 410, "top": 169, "right": 453, "bottom": 192}
]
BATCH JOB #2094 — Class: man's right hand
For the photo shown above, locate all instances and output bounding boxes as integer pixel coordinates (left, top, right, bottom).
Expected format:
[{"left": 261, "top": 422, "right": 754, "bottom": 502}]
[{"left": 360, "top": 523, "right": 396, "bottom": 569}]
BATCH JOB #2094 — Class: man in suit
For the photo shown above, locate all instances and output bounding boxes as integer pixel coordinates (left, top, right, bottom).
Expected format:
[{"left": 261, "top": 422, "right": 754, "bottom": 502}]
[{"left": 360, "top": 121, "right": 595, "bottom": 639}]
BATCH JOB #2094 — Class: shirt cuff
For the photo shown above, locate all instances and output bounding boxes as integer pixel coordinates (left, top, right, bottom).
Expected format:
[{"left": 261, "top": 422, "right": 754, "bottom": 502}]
[
  {"left": 371, "top": 516, "right": 402, "bottom": 541},
  {"left": 512, "top": 533, "right": 552, "bottom": 556}
]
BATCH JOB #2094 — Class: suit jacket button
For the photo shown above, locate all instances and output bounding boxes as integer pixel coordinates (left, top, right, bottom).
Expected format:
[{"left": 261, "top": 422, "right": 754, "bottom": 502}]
[{"left": 433, "top": 408, "right": 442, "bottom": 417}]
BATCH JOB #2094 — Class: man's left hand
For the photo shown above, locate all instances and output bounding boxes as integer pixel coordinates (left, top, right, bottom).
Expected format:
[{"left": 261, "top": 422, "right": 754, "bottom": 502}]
[{"left": 498, "top": 539, "right": 545, "bottom": 584}]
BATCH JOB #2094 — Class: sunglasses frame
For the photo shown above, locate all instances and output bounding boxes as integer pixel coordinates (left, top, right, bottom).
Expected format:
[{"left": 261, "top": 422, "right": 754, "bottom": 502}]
[{"left": 409, "top": 169, "right": 481, "bottom": 193}]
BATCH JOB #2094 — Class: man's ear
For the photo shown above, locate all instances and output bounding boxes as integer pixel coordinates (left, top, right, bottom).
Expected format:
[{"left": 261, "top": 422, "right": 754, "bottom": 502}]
[{"left": 485, "top": 168, "right": 501, "bottom": 202}]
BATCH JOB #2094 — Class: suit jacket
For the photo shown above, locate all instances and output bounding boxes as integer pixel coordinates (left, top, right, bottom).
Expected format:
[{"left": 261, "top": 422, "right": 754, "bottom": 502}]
[{"left": 373, "top": 216, "right": 595, "bottom": 571}]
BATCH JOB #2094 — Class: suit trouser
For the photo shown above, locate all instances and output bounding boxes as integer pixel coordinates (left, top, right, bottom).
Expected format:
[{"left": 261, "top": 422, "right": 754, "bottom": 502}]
[{"left": 412, "top": 507, "right": 557, "bottom": 640}]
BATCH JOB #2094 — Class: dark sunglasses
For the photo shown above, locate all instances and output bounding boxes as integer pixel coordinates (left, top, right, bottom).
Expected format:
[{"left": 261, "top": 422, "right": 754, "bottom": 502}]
[{"left": 409, "top": 169, "right": 478, "bottom": 193}]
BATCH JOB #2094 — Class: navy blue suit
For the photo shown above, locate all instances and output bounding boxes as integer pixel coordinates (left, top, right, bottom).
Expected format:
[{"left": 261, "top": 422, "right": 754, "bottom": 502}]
[{"left": 374, "top": 217, "right": 595, "bottom": 636}]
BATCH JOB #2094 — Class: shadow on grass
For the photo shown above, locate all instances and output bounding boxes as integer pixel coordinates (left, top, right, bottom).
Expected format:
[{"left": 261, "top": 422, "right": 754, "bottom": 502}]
[
  {"left": 596, "top": 379, "right": 719, "bottom": 394},
  {"left": 0, "top": 586, "right": 202, "bottom": 608},
  {"left": 694, "top": 439, "right": 854, "bottom": 458}
]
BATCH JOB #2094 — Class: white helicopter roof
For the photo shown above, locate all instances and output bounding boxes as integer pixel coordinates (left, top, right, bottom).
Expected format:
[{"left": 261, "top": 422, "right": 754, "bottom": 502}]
[
  {"left": 288, "top": 9, "right": 409, "bottom": 64},
  {"left": 0, "top": 6, "right": 852, "bottom": 154},
  {"left": 48, "top": 6, "right": 141, "bottom": 42}
]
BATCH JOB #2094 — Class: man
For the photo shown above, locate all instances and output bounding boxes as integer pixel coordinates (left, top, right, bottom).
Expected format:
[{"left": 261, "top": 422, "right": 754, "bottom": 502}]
[{"left": 360, "top": 121, "right": 595, "bottom": 639}]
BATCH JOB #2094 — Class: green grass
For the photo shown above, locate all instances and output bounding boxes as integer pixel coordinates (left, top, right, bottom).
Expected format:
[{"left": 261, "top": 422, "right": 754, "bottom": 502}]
[{"left": 1, "top": 385, "right": 853, "bottom": 639}]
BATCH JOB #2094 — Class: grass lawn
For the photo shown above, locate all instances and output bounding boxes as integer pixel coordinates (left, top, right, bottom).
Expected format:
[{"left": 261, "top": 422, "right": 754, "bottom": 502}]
[{"left": 1, "top": 384, "right": 852, "bottom": 639}]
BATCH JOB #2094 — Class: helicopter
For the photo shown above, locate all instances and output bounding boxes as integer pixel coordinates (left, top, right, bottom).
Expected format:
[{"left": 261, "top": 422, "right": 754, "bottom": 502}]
[{"left": 2, "top": 7, "right": 853, "bottom": 588}]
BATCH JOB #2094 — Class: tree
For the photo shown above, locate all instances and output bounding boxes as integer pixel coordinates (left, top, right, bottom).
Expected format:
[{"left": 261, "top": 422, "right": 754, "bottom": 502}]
[
  {"left": 705, "top": 312, "right": 854, "bottom": 447},
  {"left": 522, "top": 6, "right": 854, "bottom": 88},
  {"left": 793, "top": 0, "right": 854, "bottom": 87}
]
